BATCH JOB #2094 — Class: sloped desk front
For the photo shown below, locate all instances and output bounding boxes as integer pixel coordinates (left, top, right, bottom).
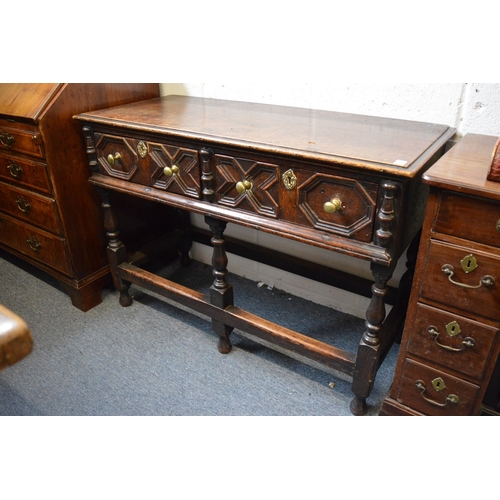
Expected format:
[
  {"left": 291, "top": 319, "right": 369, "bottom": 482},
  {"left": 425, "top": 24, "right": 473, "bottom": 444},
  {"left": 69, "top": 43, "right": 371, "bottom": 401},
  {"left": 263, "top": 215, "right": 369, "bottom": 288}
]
[{"left": 75, "top": 96, "right": 455, "bottom": 415}]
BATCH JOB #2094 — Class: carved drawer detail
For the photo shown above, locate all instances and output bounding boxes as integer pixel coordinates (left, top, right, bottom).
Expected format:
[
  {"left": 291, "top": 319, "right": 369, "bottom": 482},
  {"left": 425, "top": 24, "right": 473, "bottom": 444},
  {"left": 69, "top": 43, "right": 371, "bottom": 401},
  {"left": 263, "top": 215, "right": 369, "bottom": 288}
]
[
  {"left": 298, "top": 173, "right": 378, "bottom": 242},
  {"left": 95, "top": 134, "right": 140, "bottom": 181},
  {"left": 215, "top": 155, "right": 279, "bottom": 218},
  {"left": 150, "top": 143, "right": 200, "bottom": 198}
]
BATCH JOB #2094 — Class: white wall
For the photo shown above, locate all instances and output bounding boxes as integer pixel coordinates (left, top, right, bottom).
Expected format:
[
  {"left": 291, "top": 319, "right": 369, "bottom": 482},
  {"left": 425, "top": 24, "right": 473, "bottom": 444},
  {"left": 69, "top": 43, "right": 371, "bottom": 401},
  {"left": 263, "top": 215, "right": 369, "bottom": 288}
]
[{"left": 159, "top": 83, "right": 500, "bottom": 317}]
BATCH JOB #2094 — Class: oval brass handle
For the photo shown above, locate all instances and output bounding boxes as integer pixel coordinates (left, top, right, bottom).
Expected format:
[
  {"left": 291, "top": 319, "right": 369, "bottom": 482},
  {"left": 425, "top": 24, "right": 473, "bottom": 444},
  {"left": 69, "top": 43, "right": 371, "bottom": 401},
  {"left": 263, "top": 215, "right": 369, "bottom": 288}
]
[
  {"left": 16, "top": 197, "right": 32, "bottom": 213},
  {"left": 7, "top": 161, "right": 22, "bottom": 179},
  {"left": 163, "top": 165, "right": 180, "bottom": 177},
  {"left": 323, "top": 198, "right": 342, "bottom": 214},
  {"left": 427, "top": 326, "right": 476, "bottom": 352},
  {"left": 107, "top": 152, "right": 122, "bottom": 165},
  {"left": 441, "top": 264, "right": 495, "bottom": 289},
  {"left": 27, "top": 236, "right": 42, "bottom": 252},
  {"left": 236, "top": 180, "right": 252, "bottom": 194},
  {"left": 0, "top": 131, "right": 15, "bottom": 147},
  {"left": 415, "top": 380, "right": 459, "bottom": 407}
]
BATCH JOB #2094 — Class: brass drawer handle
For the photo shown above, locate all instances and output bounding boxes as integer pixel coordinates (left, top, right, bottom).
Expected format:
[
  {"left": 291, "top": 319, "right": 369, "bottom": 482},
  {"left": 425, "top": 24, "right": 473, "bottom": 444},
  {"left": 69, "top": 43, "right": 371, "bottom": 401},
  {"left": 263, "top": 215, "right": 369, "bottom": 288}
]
[
  {"left": 236, "top": 179, "right": 252, "bottom": 194},
  {"left": 496, "top": 220, "right": 500, "bottom": 233},
  {"left": 163, "top": 165, "right": 180, "bottom": 177},
  {"left": 107, "top": 152, "right": 122, "bottom": 165},
  {"left": 427, "top": 326, "right": 476, "bottom": 352},
  {"left": 15, "top": 197, "right": 32, "bottom": 213},
  {"left": 415, "top": 380, "right": 459, "bottom": 407},
  {"left": 27, "top": 236, "right": 42, "bottom": 252},
  {"left": 0, "top": 131, "right": 15, "bottom": 147},
  {"left": 7, "top": 161, "right": 23, "bottom": 179},
  {"left": 441, "top": 264, "right": 495, "bottom": 289},
  {"left": 323, "top": 198, "right": 342, "bottom": 214}
]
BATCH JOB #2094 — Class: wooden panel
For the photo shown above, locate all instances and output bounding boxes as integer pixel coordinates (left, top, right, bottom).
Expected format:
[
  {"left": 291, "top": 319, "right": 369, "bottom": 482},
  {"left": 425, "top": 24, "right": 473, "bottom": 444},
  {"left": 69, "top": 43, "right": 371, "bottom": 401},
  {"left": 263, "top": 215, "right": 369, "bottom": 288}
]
[
  {"left": 420, "top": 240, "right": 500, "bottom": 321},
  {"left": 435, "top": 191, "right": 500, "bottom": 248},
  {"left": 0, "top": 154, "right": 51, "bottom": 194},
  {"left": 0, "top": 213, "right": 71, "bottom": 275},
  {"left": 396, "top": 359, "right": 480, "bottom": 416},
  {"left": 0, "top": 182, "right": 60, "bottom": 234},
  {"left": 407, "top": 303, "right": 498, "bottom": 380},
  {"left": 0, "top": 83, "right": 61, "bottom": 121}
]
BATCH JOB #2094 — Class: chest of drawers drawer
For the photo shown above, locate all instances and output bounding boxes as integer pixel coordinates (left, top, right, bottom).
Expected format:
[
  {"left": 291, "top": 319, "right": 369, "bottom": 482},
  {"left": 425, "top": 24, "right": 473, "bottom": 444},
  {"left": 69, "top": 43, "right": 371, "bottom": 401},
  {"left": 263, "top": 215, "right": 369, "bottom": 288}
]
[
  {"left": 0, "top": 119, "right": 44, "bottom": 158},
  {"left": 434, "top": 192, "right": 500, "bottom": 248},
  {"left": 396, "top": 358, "right": 481, "bottom": 416},
  {"left": 0, "top": 213, "right": 71, "bottom": 275},
  {"left": 420, "top": 240, "right": 500, "bottom": 321},
  {"left": 0, "top": 154, "right": 52, "bottom": 195},
  {"left": 407, "top": 303, "right": 498, "bottom": 380},
  {"left": 0, "top": 182, "right": 61, "bottom": 234}
]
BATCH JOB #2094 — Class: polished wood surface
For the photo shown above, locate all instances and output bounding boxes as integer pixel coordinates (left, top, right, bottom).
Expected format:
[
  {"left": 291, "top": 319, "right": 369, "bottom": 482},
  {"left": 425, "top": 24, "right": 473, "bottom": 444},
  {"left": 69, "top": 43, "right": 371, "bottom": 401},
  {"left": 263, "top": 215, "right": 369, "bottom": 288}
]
[
  {"left": 0, "top": 84, "right": 160, "bottom": 311},
  {"left": 381, "top": 133, "right": 500, "bottom": 415},
  {"left": 76, "top": 96, "right": 455, "bottom": 414},
  {"left": 80, "top": 95, "right": 452, "bottom": 176},
  {"left": 0, "top": 304, "right": 33, "bottom": 370}
]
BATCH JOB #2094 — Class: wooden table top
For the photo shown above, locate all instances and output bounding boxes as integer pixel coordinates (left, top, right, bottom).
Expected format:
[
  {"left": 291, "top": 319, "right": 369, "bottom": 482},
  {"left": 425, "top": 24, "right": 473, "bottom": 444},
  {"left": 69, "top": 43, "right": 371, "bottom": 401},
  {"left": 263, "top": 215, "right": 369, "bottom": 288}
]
[
  {"left": 77, "top": 95, "right": 455, "bottom": 177},
  {"left": 423, "top": 133, "right": 500, "bottom": 201}
]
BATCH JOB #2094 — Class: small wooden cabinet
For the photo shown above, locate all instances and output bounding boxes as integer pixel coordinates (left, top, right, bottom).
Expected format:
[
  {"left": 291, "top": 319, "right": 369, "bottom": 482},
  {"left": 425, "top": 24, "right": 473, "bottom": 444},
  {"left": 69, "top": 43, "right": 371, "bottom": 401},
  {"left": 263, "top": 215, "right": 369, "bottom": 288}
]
[
  {"left": 380, "top": 134, "right": 500, "bottom": 416},
  {"left": 0, "top": 84, "right": 159, "bottom": 311}
]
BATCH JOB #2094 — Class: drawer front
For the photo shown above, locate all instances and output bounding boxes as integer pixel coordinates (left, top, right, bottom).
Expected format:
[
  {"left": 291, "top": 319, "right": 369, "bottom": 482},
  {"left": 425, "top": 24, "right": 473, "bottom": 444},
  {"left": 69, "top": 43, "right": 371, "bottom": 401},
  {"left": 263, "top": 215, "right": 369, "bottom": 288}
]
[
  {"left": 95, "top": 133, "right": 201, "bottom": 198},
  {"left": 0, "top": 120, "right": 44, "bottom": 158},
  {"left": 420, "top": 241, "right": 500, "bottom": 320},
  {"left": 407, "top": 303, "right": 498, "bottom": 380},
  {"left": 435, "top": 192, "right": 500, "bottom": 248},
  {"left": 396, "top": 359, "right": 480, "bottom": 416},
  {"left": 0, "top": 154, "right": 51, "bottom": 194},
  {"left": 215, "top": 154, "right": 280, "bottom": 218},
  {"left": 0, "top": 213, "right": 72, "bottom": 276},
  {"left": 0, "top": 182, "right": 61, "bottom": 234},
  {"left": 295, "top": 170, "right": 378, "bottom": 242}
]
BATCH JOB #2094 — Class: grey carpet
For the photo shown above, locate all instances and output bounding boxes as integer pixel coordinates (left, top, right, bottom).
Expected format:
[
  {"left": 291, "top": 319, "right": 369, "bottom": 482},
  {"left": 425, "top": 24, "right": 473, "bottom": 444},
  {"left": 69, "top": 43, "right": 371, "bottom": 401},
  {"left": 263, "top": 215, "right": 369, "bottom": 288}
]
[{"left": 0, "top": 248, "right": 398, "bottom": 416}]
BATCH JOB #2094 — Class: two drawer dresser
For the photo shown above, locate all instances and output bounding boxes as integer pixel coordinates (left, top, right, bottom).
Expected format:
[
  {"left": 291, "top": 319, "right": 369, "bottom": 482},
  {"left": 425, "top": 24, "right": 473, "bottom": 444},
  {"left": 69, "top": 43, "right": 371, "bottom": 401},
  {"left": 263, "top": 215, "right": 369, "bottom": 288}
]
[
  {"left": 75, "top": 95, "right": 455, "bottom": 414},
  {"left": 0, "top": 84, "right": 159, "bottom": 311},
  {"left": 380, "top": 134, "right": 500, "bottom": 416}
]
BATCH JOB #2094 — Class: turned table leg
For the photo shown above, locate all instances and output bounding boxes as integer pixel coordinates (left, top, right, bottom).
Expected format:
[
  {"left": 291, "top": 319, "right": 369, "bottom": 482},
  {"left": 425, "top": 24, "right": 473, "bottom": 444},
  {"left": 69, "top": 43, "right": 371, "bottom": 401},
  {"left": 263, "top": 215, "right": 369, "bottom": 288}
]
[
  {"left": 350, "top": 263, "right": 394, "bottom": 415},
  {"left": 205, "top": 216, "right": 234, "bottom": 353},
  {"left": 98, "top": 188, "right": 132, "bottom": 307}
]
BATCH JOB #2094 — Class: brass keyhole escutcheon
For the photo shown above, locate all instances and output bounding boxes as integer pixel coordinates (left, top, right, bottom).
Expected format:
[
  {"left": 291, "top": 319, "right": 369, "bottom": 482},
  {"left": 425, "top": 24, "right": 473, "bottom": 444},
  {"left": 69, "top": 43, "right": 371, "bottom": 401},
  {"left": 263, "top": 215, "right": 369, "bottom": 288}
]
[
  {"left": 323, "top": 198, "right": 342, "bottom": 214},
  {"left": 107, "top": 153, "right": 122, "bottom": 165},
  {"left": 163, "top": 165, "right": 180, "bottom": 177},
  {"left": 282, "top": 169, "right": 297, "bottom": 190},
  {"left": 461, "top": 254, "right": 478, "bottom": 274},
  {"left": 432, "top": 377, "right": 446, "bottom": 392},
  {"left": 137, "top": 141, "right": 148, "bottom": 158},
  {"left": 446, "top": 321, "right": 461, "bottom": 337},
  {"left": 236, "top": 180, "right": 252, "bottom": 194}
]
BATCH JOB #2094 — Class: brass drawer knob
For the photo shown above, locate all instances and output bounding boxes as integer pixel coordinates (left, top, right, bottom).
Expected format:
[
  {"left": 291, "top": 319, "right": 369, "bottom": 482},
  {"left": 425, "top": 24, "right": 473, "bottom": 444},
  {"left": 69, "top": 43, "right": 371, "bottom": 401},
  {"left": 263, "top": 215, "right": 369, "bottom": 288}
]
[
  {"left": 236, "top": 180, "right": 252, "bottom": 194},
  {"left": 323, "top": 198, "right": 342, "bottom": 214},
  {"left": 163, "top": 165, "right": 180, "bottom": 177},
  {"left": 107, "top": 152, "right": 122, "bottom": 165},
  {"left": 7, "top": 161, "right": 22, "bottom": 179}
]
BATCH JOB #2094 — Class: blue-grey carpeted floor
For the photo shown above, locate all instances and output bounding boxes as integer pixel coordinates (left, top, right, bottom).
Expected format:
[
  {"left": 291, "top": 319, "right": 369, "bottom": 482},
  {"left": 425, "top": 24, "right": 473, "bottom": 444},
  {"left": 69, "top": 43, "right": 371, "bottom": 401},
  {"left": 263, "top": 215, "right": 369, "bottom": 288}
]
[{"left": 0, "top": 248, "right": 399, "bottom": 416}]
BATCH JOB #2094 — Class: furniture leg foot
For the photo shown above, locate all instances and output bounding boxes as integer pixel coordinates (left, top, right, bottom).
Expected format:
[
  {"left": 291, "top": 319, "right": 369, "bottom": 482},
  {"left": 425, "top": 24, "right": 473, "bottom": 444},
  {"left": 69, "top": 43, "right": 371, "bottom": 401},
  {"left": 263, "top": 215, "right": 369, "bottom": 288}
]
[
  {"left": 119, "top": 287, "right": 132, "bottom": 307},
  {"left": 350, "top": 396, "right": 367, "bottom": 416},
  {"left": 217, "top": 335, "right": 233, "bottom": 354}
]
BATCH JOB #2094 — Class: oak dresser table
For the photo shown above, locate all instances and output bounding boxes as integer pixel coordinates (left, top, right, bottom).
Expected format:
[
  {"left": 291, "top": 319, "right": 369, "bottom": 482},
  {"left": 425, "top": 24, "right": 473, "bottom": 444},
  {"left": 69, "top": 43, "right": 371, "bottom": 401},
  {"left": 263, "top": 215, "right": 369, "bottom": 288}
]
[
  {"left": 75, "top": 96, "right": 455, "bottom": 415},
  {"left": 380, "top": 134, "right": 500, "bottom": 416}
]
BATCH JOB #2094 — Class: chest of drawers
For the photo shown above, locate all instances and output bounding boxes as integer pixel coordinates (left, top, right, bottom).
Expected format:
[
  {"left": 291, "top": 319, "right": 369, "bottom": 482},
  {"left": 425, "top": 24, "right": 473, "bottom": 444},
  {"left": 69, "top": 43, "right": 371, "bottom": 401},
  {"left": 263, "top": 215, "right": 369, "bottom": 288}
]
[
  {"left": 380, "top": 134, "right": 500, "bottom": 416},
  {"left": 75, "top": 95, "right": 455, "bottom": 414},
  {"left": 0, "top": 84, "right": 159, "bottom": 311}
]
